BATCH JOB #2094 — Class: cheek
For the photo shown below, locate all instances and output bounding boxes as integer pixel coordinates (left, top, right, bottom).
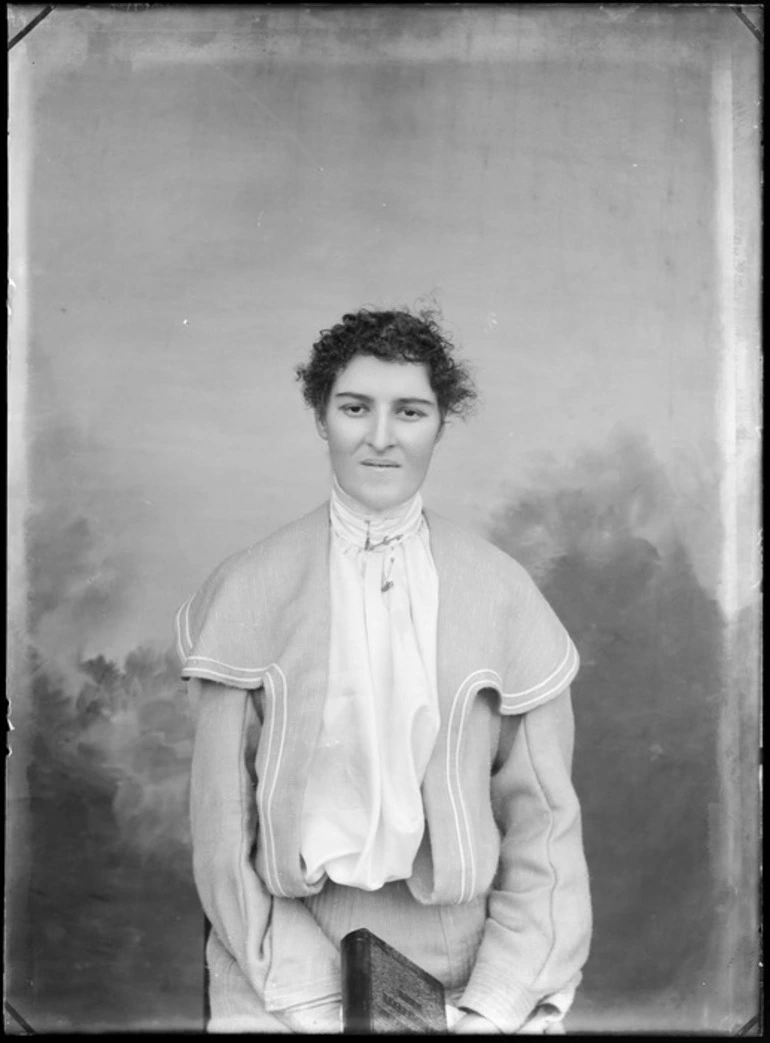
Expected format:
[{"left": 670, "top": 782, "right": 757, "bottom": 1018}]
[
  {"left": 325, "top": 420, "right": 357, "bottom": 457},
  {"left": 410, "top": 431, "right": 440, "bottom": 469}
]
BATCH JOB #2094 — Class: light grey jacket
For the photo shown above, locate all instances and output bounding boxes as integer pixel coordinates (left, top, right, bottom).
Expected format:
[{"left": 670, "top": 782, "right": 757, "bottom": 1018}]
[{"left": 176, "top": 503, "right": 592, "bottom": 1032}]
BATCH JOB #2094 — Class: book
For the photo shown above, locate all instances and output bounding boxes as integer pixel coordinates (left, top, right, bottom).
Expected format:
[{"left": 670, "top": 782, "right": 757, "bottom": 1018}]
[{"left": 341, "top": 927, "right": 448, "bottom": 1035}]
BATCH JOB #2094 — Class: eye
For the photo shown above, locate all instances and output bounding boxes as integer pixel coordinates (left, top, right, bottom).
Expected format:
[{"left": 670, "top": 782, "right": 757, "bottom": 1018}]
[
  {"left": 341, "top": 403, "right": 367, "bottom": 416},
  {"left": 399, "top": 407, "right": 426, "bottom": 420}
]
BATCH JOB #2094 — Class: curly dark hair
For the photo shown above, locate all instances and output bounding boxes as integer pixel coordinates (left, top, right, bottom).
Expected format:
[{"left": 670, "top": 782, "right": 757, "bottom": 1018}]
[{"left": 295, "top": 308, "right": 477, "bottom": 420}]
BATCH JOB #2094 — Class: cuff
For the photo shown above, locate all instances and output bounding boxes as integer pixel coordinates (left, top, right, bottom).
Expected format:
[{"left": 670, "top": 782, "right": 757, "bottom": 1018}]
[
  {"left": 460, "top": 970, "right": 541, "bottom": 1034},
  {"left": 265, "top": 972, "right": 341, "bottom": 1013},
  {"left": 280, "top": 995, "right": 342, "bottom": 1034}
]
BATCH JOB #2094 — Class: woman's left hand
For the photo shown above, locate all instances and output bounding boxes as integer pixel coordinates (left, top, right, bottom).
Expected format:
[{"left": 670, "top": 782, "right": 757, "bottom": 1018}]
[{"left": 452, "top": 1012, "right": 503, "bottom": 1034}]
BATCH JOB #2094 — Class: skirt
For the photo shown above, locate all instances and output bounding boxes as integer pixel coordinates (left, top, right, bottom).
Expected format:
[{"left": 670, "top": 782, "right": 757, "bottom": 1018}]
[
  {"left": 206, "top": 878, "right": 486, "bottom": 1033},
  {"left": 206, "top": 879, "right": 567, "bottom": 1034}
]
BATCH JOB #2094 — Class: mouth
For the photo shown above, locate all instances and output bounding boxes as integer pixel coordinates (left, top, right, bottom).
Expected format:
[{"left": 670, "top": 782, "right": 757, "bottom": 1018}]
[{"left": 361, "top": 460, "right": 401, "bottom": 469}]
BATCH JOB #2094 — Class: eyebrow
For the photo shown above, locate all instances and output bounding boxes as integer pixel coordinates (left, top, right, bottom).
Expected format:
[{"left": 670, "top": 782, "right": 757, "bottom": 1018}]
[{"left": 333, "top": 392, "right": 437, "bottom": 408}]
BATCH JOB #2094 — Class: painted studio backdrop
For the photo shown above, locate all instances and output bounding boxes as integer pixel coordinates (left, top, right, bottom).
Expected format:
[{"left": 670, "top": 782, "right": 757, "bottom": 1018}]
[{"left": 7, "top": 5, "right": 761, "bottom": 1035}]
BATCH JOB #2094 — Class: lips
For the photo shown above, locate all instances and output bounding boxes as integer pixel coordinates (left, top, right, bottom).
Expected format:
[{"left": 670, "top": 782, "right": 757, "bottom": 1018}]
[{"left": 362, "top": 460, "right": 400, "bottom": 468}]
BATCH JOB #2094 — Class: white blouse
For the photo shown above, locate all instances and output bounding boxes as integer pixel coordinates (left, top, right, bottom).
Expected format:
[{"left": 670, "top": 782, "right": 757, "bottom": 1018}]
[{"left": 299, "top": 480, "right": 441, "bottom": 891}]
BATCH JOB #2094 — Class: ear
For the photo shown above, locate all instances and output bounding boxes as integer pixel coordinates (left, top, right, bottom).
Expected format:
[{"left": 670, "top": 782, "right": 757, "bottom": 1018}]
[{"left": 315, "top": 411, "right": 328, "bottom": 440}]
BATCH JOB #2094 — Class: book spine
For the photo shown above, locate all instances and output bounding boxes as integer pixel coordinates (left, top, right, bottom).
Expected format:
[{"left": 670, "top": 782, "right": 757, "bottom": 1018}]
[{"left": 341, "top": 930, "right": 372, "bottom": 1035}]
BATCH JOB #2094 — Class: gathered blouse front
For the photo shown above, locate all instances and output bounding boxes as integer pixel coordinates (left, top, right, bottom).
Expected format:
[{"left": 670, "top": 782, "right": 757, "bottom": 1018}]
[{"left": 299, "top": 481, "right": 441, "bottom": 891}]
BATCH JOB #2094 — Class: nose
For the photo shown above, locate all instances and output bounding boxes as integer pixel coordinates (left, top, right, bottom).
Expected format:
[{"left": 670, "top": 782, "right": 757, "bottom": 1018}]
[{"left": 366, "top": 409, "right": 396, "bottom": 452}]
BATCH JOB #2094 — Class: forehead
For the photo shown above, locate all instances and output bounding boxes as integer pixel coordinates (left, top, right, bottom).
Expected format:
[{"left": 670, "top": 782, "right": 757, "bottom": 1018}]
[{"left": 332, "top": 355, "right": 436, "bottom": 400}]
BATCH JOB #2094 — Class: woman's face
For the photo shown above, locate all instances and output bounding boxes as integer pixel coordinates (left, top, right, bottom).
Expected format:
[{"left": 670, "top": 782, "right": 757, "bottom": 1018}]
[{"left": 316, "top": 354, "right": 444, "bottom": 512}]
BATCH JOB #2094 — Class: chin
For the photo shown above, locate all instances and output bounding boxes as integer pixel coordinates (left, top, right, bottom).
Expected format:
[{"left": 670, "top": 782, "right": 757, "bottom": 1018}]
[
  {"left": 351, "top": 485, "right": 408, "bottom": 513},
  {"left": 361, "top": 490, "right": 400, "bottom": 511}
]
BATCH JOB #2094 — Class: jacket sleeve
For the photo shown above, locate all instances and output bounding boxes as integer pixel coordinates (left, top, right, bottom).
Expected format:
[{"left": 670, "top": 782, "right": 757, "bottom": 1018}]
[
  {"left": 458, "top": 689, "right": 592, "bottom": 1033},
  {"left": 189, "top": 678, "right": 342, "bottom": 1032}
]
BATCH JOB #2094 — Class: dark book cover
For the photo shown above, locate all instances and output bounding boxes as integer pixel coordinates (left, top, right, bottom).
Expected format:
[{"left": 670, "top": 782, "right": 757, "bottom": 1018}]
[{"left": 341, "top": 928, "right": 448, "bottom": 1035}]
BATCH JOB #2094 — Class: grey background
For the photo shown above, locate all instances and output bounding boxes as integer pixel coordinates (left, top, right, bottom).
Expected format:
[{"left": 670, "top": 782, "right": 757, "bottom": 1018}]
[{"left": 6, "top": 4, "right": 761, "bottom": 1034}]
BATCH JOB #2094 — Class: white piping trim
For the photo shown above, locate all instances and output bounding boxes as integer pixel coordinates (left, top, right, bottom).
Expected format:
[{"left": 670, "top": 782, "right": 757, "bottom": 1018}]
[
  {"left": 454, "top": 676, "right": 495, "bottom": 900},
  {"left": 502, "top": 631, "right": 575, "bottom": 700},
  {"left": 180, "top": 645, "right": 291, "bottom": 896},
  {"left": 179, "top": 666, "right": 268, "bottom": 687},
  {"left": 445, "top": 674, "right": 479, "bottom": 903},
  {"left": 499, "top": 641, "right": 579, "bottom": 712},
  {"left": 445, "top": 647, "right": 579, "bottom": 903},
  {"left": 258, "top": 665, "right": 289, "bottom": 898},
  {"left": 444, "top": 737, "right": 468, "bottom": 900},
  {"left": 184, "top": 653, "right": 269, "bottom": 678},
  {"left": 446, "top": 668, "right": 502, "bottom": 903}
]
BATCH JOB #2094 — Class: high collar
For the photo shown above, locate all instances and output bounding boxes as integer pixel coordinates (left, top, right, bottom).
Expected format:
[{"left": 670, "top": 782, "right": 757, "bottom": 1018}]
[{"left": 329, "top": 477, "right": 425, "bottom": 551}]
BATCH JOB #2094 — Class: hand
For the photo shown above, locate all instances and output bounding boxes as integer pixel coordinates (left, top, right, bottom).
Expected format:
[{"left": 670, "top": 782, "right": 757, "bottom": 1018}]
[
  {"left": 281, "top": 1001, "right": 342, "bottom": 1034},
  {"left": 452, "top": 1012, "right": 503, "bottom": 1034}
]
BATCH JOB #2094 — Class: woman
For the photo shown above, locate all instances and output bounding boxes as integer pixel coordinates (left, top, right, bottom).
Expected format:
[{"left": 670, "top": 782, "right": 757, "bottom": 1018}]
[{"left": 175, "top": 309, "right": 592, "bottom": 1034}]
